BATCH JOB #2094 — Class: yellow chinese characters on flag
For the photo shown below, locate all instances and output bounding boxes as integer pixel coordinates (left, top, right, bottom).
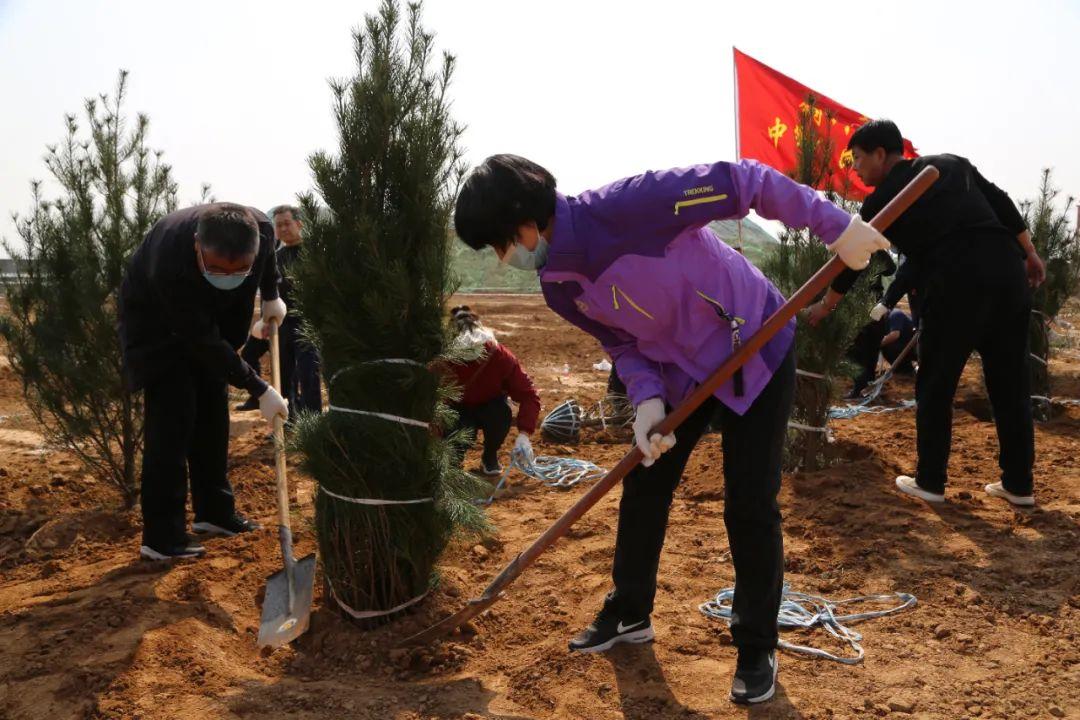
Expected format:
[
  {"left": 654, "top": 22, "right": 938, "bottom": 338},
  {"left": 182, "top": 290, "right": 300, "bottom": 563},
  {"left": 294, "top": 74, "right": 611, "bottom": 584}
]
[{"left": 734, "top": 48, "right": 918, "bottom": 200}]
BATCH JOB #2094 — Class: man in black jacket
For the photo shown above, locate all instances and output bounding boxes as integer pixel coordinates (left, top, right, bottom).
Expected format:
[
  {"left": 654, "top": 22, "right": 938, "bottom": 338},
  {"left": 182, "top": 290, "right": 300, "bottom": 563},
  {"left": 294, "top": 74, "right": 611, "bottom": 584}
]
[
  {"left": 119, "top": 203, "right": 289, "bottom": 560},
  {"left": 236, "top": 205, "right": 322, "bottom": 419},
  {"left": 807, "top": 120, "right": 1045, "bottom": 508}
]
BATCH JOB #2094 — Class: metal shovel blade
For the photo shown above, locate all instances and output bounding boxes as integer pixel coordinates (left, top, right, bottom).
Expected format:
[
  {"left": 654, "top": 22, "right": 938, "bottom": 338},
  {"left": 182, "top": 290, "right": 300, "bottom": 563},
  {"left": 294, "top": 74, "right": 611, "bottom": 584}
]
[{"left": 257, "top": 553, "right": 317, "bottom": 647}]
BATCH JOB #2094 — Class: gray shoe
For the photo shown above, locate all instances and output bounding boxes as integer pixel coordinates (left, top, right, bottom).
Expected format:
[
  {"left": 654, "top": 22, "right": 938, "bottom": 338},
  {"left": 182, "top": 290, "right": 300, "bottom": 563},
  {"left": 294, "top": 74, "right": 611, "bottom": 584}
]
[
  {"left": 895, "top": 475, "right": 945, "bottom": 503},
  {"left": 984, "top": 482, "right": 1034, "bottom": 507}
]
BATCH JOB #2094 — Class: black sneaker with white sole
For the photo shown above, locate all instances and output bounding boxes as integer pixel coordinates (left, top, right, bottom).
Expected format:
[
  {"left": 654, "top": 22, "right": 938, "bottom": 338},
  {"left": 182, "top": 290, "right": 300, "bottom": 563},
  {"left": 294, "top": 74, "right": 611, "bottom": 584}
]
[
  {"left": 481, "top": 459, "right": 503, "bottom": 477},
  {"left": 140, "top": 539, "right": 206, "bottom": 561},
  {"left": 191, "top": 514, "right": 261, "bottom": 537},
  {"left": 730, "top": 648, "right": 777, "bottom": 705},
  {"left": 568, "top": 608, "right": 654, "bottom": 653}
]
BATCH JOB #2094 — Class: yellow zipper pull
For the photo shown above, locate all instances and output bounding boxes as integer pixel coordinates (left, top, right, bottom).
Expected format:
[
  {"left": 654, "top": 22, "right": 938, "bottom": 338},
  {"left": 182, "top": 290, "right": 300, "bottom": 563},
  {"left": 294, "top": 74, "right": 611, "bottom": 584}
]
[{"left": 614, "top": 286, "right": 655, "bottom": 320}]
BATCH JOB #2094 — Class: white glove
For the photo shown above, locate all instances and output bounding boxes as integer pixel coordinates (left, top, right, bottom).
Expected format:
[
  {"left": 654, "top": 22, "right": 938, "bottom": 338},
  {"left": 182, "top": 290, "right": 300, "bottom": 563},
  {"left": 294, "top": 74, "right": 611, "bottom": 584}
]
[
  {"left": 261, "top": 297, "right": 287, "bottom": 326},
  {"left": 250, "top": 319, "right": 267, "bottom": 339},
  {"left": 258, "top": 386, "right": 288, "bottom": 424},
  {"left": 632, "top": 398, "right": 676, "bottom": 468},
  {"left": 831, "top": 216, "right": 891, "bottom": 270},
  {"left": 870, "top": 303, "right": 890, "bottom": 322},
  {"left": 513, "top": 433, "right": 534, "bottom": 465}
]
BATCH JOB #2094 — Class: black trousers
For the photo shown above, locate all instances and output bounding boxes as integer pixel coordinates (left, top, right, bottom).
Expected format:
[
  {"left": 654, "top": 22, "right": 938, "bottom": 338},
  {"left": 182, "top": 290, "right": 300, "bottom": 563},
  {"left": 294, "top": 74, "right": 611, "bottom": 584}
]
[
  {"left": 450, "top": 396, "right": 513, "bottom": 467},
  {"left": 605, "top": 348, "right": 795, "bottom": 651},
  {"left": 279, "top": 318, "right": 322, "bottom": 418},
  {"left": 141, "top": 361, "right": 234, "bottom": 547},
  {"left": 848, "top": 320, "right": 888, "bottom": 394},
  {"left": 240, "top": 318, "right": 322, "bottom": 419},
  {"left": 915, "top": 237, "right": 1034, "bottom": 494}
]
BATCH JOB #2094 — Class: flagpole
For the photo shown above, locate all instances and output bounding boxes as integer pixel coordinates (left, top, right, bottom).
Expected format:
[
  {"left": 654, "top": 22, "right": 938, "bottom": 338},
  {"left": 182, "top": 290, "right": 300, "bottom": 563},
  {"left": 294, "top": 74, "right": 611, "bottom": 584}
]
[
  {"left": 732, "top": 47, "right": 741, "bottom": 159},
  {"left": 732, "top": 47, "right": 744, "bottom": 255}
]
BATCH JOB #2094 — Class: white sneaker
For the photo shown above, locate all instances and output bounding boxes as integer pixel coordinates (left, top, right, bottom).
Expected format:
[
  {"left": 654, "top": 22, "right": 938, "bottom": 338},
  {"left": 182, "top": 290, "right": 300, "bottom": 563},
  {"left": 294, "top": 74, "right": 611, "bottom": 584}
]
[
  {"left": 984, "top": 482, "right": 1034, "bottom": 507},
  {"left": 895, "top": 475, "right": 945, "bottom": 503}
]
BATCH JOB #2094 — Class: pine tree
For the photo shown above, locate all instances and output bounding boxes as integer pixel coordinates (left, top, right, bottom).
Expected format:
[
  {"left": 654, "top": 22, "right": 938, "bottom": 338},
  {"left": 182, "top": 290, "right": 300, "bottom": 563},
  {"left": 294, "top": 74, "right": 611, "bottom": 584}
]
[
  {"left": 1021, "top": 169, "right": 1079, "bottom": 420},
  {"left": 759, "top": 95, "right": 881, "bottom": 470},
  {"left": 0, "top": 71, "right": 177, "bottom": 506},
  {"left": 291, "top": 0, "right": 488, "bottom": 623}
]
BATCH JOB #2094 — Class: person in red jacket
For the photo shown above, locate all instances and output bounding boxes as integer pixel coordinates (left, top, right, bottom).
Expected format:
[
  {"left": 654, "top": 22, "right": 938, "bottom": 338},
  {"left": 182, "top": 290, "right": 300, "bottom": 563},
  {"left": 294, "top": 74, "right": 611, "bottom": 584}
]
[{"left": 447, "top": 306, "right": 541, "bottom": 475}]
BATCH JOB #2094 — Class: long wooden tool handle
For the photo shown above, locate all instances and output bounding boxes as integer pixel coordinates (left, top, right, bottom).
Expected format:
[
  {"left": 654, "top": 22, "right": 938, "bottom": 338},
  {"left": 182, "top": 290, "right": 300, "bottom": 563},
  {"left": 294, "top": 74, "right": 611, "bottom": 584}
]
[
  {"left": 888, "top": 328, "right": 920, "bottom": 374},
  {"left": 407, "top": 167, "right": 940, "bottom": 645},
  {"left": 268, "top": 320, "right": 293, "bottom": 552}
]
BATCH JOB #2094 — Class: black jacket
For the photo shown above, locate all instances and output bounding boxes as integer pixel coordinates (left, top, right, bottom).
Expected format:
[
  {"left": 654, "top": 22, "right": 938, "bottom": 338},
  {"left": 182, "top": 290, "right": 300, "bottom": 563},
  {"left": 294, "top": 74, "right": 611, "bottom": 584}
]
[
  {"left": 832, "top": 154, "right": 1027, "bottom": 296},
  {"left": 118, "top": 204, "right": 279, "bottom": 395},
  {"left": 883, "top": 255, "right": 919, "bottom": 310},
  {"left": 275, "top": 242, "right": 302, "bottom": 310}
]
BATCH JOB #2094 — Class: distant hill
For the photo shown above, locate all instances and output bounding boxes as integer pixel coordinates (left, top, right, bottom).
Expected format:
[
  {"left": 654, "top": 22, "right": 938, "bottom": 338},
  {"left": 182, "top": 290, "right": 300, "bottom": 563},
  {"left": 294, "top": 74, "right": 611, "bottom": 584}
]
[
  {"left": 707, "top": 218, "right": 778, "bottom": 267},
  {"left": 451, "top": 243, "right": 543, "bottom": 294},
  {"left": 452, "top": 217, "right": 777, "bottom": 293}
]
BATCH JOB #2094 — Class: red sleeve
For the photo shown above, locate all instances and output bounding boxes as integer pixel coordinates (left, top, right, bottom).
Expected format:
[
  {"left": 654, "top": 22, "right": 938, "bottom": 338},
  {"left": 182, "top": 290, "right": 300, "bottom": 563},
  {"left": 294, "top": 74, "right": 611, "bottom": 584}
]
[{"left": 496, "top": 345, "right": 541, "bottom": 434}]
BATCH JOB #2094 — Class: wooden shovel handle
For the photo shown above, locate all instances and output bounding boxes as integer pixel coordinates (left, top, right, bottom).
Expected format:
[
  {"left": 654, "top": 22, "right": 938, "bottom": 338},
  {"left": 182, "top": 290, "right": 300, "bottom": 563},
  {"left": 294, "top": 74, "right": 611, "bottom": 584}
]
[{"left": 268, "top": 320, "right": 291, "bottom": 538}]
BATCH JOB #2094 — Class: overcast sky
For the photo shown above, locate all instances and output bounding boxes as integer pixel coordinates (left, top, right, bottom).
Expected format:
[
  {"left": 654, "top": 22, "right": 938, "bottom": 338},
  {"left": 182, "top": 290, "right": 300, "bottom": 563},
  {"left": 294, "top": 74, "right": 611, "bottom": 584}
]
[{"left": 1, "top": 0, "right": 1077, "bottom": 254}]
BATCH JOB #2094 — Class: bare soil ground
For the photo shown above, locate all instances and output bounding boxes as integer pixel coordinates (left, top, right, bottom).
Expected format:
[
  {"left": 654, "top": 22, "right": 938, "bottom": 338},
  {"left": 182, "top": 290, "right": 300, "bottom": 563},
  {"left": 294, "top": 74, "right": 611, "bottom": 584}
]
[{"left": 1, "top": 295, "right": 1078, "bottom": 720}]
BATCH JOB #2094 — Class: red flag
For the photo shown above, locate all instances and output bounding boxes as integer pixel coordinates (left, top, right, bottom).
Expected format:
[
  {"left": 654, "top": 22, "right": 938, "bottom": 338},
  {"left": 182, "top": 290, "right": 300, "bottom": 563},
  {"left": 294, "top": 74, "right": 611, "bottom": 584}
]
[{"left": 734, "top": 48, "right": 917, "bottom": 200}]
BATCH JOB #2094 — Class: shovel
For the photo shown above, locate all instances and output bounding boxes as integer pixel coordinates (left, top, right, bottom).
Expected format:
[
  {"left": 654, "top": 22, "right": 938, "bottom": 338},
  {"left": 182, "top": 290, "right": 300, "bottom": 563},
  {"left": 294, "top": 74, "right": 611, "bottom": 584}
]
[
  {"left": 403, "top": 165, "right": 941, "bottom": 647},
  {"left": 257, "top": 318, "right": 317, "bottom": 647}
]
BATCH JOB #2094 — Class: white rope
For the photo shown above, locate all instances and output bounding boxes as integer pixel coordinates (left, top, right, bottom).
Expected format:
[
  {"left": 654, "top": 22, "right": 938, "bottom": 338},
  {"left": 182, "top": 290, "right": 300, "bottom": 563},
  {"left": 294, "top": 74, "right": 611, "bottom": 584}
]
[
  {"left": 326, "top": 579, "right": 429, "bottom": 619},
  {"left": 318, "top": 484, "right": 433, "bottom": 506},
  {"left": 476, "top": 448, "right": 607, "bottom": 505},
  {"left": 787, "top": 420, "right": 830, "bottom": 434},
  {"left": 1029, "top": 353, "right": 1047, "bottom": 366},
  {"left": 327, "top": 405, "right": 430, "bottom": 429},
  {"left": 700, "top": 585, "right": 917, "bottom": 664},
  {"left": 515, "top": 452, "right": 607, "bottom": 488},
  {"left": 830, "top": 399, "right": 917, "bottom": 420},
  {"left": 1032, "top": 395, "right": 1080, "bottom": 407},
  {"left": 796, "top": 369, "right": 828, "bottom": 380},
  {"left": 326, "top": 358, "right": 431, "bottom": 428},
  {"left": 329, "top": 358, "right": 427, "bottom": 385}
]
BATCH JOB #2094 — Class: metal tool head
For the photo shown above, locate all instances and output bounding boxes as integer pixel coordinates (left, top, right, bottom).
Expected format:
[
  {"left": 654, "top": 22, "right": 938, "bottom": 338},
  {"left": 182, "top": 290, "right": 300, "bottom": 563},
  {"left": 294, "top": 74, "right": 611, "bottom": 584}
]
[
  {"left": 540, "top": 399, "right": 583, "bottom": 443},
  {"left": 257, "top": 553, "right": 317, "bottom": 647}
]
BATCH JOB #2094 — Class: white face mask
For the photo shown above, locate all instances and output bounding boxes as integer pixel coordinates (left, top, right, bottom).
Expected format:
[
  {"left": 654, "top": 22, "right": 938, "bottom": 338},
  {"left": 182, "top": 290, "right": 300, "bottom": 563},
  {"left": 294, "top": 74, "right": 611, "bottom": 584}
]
[
  {"left": 502, "top": 231, "right": 549, "bottom": 271},
  {"left": 454, "top": 326, "right": 497, "bottom": 349}
]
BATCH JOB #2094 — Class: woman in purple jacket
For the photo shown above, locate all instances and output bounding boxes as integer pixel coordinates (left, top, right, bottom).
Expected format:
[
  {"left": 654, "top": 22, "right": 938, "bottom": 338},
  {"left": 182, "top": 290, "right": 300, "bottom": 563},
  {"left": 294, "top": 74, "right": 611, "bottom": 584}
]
[{"left": 454, "top": 155, "right": 887, "bottom": 704}]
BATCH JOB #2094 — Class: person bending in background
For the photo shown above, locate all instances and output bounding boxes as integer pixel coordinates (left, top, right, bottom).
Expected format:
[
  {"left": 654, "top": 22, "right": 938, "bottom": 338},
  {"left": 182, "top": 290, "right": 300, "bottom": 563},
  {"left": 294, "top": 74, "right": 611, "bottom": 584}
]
[
  {"left": 846, "top": 307, "right": 917, "bottom": 399},
  {"left": 446, "top": 306, "right": 541, "bottom": 476},
  {"left": 831, "top": 249, "right": 899, "bottom": 399},
  {"left": 880, "top": 308, "right": 917, "bottom": 372}
]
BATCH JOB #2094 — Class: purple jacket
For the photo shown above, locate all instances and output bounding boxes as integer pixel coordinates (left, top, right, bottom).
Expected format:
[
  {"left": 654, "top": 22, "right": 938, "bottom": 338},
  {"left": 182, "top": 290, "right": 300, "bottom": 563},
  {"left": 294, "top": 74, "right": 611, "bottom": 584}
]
[{"left": 539, "top": 159, "right": 851, "bottom": 415}]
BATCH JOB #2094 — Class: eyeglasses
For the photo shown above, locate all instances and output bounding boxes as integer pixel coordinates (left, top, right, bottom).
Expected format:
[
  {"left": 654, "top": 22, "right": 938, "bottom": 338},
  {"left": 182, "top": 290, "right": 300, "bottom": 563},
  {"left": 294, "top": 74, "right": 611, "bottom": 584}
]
[{"left": 198, "top": 245, "right": 253, "bottom": 278}]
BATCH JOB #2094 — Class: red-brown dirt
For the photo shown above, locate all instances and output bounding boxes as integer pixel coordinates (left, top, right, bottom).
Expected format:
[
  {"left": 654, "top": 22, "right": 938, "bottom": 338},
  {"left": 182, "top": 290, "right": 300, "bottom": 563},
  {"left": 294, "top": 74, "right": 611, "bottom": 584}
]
[{"left": 1, "top": 294, "right": 1078, "bottom": 720}]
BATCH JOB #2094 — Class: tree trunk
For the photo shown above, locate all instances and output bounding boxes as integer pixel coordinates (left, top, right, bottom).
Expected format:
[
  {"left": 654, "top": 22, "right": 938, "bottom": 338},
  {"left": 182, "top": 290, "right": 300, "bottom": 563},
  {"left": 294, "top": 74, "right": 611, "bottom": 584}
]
[{"left": 1030, "top": 314, "right": 1051, "bottom": 422}]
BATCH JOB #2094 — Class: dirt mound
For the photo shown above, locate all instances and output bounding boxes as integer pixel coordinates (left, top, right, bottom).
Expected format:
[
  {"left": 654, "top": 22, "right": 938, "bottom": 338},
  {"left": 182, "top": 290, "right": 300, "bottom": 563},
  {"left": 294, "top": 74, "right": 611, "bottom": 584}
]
[{"left": 0, "top": 294, "right": 1078, "bottom": 719}]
